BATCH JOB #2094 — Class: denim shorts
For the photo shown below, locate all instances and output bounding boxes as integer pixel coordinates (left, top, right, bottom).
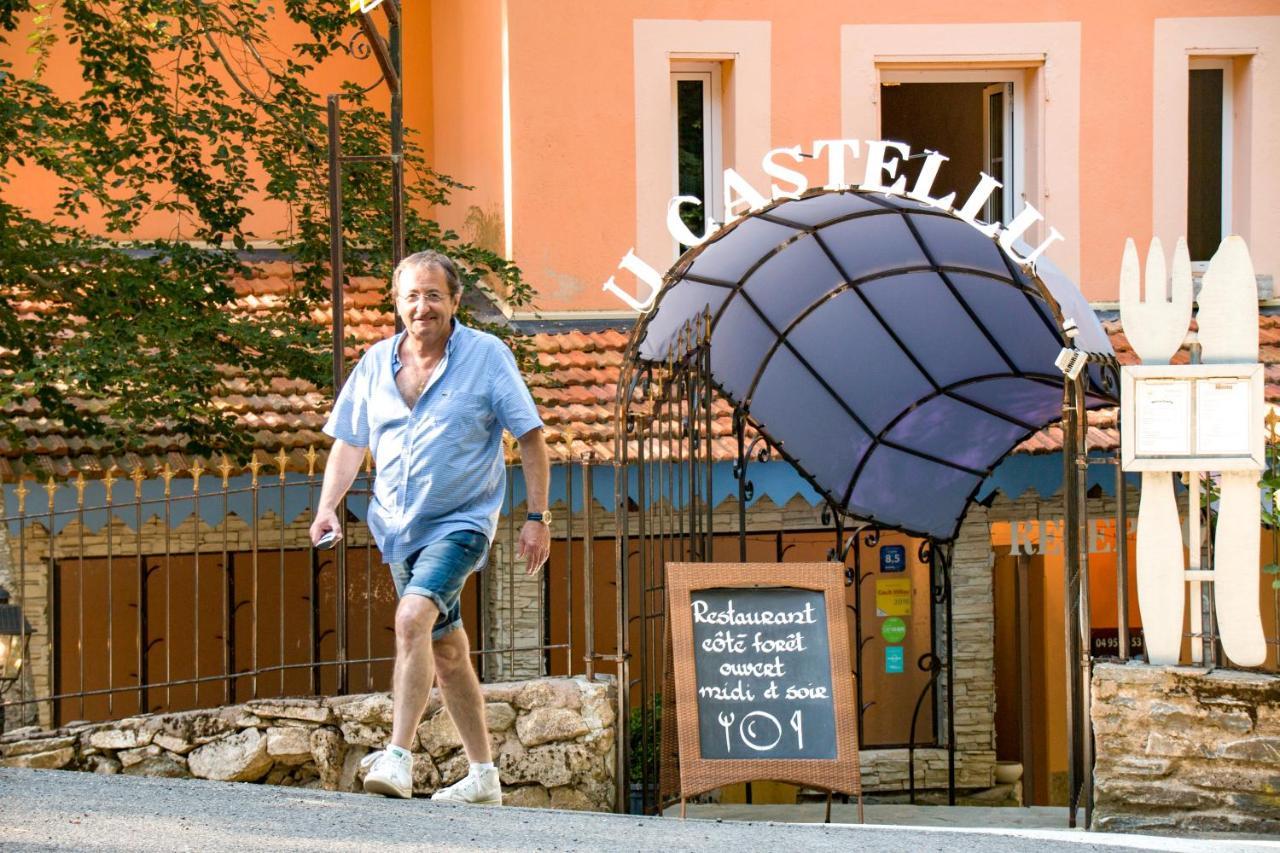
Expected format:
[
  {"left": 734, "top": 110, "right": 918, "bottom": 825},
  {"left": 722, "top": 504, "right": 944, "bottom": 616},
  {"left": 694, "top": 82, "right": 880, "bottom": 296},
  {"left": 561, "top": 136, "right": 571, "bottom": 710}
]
[{"left": 388, "top": 529, "right": 489, "bottom": 640}]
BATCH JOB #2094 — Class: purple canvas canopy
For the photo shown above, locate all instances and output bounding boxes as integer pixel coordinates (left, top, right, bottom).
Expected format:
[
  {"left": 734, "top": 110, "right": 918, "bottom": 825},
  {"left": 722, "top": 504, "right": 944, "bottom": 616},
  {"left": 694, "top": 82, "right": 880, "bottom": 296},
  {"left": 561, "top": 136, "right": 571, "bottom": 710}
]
[{"left": 634, "top": 189, "right": 1115, "bottom": 542}]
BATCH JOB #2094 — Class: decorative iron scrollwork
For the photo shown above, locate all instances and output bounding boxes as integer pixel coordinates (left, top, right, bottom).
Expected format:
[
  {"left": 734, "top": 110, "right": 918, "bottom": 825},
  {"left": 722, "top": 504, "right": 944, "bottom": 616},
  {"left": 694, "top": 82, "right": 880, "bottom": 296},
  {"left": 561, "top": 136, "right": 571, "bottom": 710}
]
[
  {"left": 930, "top": 541, "right": 953, "bottom": 604},
  {"left": 346, "top": 30, "right": 372, "bottom": 60},
  {"left": 862, "top": 528, "right": 880, "bottom": 548},
  {"left": 916, "top": 652, "right": 943, "bottom": 674},
  {"left": 917, "top": 538, "right": 932, "bottom": 565}
]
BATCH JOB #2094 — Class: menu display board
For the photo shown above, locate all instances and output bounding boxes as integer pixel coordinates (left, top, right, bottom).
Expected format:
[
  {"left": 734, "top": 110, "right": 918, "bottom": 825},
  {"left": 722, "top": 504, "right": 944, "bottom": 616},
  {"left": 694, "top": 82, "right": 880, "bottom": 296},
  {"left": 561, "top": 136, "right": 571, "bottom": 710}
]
[
  {"left": 666, "top": 563, "right": 860, "bottom": 802},
  {"left": 1120, "top": 364, "right": 1264, "bottom": 472}
]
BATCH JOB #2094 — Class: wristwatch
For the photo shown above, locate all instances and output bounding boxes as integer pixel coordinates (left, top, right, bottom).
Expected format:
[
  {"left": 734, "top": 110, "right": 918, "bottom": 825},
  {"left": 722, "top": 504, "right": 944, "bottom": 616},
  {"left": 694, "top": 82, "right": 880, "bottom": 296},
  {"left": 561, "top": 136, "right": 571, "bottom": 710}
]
[{"left": 526, "top": 510, "right": 552, "bottom": 526}]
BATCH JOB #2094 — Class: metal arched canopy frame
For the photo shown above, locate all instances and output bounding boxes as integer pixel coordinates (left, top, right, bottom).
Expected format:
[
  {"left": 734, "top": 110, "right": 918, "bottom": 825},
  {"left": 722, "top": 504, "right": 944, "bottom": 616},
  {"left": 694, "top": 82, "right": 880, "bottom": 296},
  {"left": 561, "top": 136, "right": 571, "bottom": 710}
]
[{"left": 615, "top": 187, "right": 1119, "bottom": 544}]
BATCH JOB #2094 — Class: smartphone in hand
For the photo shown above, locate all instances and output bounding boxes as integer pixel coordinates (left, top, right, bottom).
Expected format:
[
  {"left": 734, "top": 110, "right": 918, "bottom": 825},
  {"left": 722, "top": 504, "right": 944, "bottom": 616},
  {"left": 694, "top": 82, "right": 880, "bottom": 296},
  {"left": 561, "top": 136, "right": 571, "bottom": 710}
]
[{"left": 316, "top": 530, "right": 338, "bottom": 550}]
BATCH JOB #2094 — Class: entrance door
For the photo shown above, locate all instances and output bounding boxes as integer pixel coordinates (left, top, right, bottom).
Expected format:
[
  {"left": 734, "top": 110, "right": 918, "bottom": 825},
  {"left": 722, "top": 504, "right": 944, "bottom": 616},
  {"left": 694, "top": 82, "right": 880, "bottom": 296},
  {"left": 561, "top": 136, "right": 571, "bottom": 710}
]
[{"left": 880, "top": 71, "right": 1023, "bottom": 228}]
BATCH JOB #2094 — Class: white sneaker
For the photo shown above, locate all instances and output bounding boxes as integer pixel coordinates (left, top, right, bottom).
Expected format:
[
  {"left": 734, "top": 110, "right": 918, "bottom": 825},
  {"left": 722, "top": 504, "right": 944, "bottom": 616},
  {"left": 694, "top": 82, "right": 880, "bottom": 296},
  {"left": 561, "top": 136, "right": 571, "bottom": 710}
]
[
  {"left": 361, "top": 749, "right": 412, "bottom": 799},
  {"left": 430, "top": 767, "right": 502, "bottom": 805}
]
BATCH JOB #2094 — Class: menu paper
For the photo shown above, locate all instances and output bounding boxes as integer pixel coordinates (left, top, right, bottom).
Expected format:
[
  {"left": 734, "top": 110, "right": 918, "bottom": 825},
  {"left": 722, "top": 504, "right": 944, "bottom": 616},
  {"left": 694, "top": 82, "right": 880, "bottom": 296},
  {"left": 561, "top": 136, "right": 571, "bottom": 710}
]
[
  {"left": 1135, "top": 380, "right": 1191, "bottom": 455},
  {"left": 1196, "top": 379, "right": 1251, "bottom": 455}
]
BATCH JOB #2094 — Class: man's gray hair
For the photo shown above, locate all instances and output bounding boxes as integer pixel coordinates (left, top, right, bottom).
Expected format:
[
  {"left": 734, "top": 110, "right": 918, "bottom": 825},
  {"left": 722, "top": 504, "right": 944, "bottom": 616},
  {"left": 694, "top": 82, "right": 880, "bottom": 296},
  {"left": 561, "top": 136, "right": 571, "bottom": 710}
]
[{"left": 394, "top": 250, "right": 463, "bottom": 299}]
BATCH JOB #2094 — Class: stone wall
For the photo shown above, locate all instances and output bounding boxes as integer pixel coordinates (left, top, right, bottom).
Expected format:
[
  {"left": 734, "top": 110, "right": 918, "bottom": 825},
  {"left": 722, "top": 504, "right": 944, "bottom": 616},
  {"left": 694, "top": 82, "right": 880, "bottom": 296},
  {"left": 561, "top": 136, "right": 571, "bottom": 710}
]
[
  {"left": 939, "top": 505, "right": 998, "bottom": 790},
  {"left": 0, "top": 677, "right": 617, "bottom": 811},
  {"left": 1092, "top": 662, "right": 1280, "bottom": 834}
]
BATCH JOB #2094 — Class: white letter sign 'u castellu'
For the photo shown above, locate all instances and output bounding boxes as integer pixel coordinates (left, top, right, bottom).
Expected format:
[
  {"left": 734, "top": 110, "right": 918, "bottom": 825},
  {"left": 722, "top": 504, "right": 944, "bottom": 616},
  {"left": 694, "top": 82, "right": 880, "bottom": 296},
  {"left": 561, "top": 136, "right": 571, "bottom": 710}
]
[{"left": 1120, "top": 235, "right": 1268, "bottom": 667}]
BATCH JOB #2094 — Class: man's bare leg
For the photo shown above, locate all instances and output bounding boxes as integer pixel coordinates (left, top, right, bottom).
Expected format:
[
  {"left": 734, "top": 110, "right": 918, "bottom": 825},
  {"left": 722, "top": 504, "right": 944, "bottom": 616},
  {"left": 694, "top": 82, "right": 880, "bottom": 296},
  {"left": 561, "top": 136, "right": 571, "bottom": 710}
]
[
  {"left": 433, "top": 627, "right": 492, "bottom": 763},
  {"left": 390, "top": 595, "right": 440, "bottom": 750}
]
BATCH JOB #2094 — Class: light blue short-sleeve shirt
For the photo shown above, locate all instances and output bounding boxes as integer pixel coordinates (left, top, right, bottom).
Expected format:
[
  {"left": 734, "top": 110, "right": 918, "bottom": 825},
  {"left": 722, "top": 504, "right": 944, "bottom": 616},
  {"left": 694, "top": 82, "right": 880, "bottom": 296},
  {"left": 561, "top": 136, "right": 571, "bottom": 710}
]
[{"left": 323, "top": 321, "right": 543, "bottom": 564}]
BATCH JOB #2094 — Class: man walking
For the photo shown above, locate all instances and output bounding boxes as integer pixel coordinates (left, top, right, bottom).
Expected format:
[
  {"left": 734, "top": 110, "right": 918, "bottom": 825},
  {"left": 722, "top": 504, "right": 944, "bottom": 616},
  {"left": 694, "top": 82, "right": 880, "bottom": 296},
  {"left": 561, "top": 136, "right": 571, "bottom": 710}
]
[{"left": 310, "top": 250, "right": 550, "bottom": 806}]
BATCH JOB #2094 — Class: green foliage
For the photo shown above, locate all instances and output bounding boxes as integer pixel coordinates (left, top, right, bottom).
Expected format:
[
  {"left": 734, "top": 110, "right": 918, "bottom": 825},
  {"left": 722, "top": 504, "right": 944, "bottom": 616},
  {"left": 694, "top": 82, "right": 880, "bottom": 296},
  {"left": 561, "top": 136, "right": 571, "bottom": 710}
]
[
  {"left": 1263, "top": 563, "right": 1280, "bottom": 591},
  {"left": 0, "top": 0, "right": 532, "bottom": 463},
  {"left": 628, "top": 694, "right": 661, "bottom": 786}
]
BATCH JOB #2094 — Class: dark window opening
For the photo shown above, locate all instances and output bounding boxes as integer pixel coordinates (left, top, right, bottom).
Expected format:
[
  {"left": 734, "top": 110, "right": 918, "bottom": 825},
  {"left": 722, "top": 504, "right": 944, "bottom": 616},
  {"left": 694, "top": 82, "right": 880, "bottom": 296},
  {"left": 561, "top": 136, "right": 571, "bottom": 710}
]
[
  {"left": 676, "top": 78, "right": 707, "bottom": 242},
  {"left": 1188, "top": 68, "right": 1225, "bottom": 262}
]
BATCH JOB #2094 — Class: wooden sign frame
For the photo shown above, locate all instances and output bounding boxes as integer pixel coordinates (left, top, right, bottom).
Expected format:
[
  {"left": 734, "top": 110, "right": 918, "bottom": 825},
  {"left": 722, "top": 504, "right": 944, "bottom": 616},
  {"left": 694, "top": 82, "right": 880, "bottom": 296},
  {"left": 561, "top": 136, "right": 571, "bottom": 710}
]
[
  {"left": 1120, "top": 363, "right": 1265, "bottom": 472},
  {"left": 666, "top": 562, "right": 861, "bottom": 807}
]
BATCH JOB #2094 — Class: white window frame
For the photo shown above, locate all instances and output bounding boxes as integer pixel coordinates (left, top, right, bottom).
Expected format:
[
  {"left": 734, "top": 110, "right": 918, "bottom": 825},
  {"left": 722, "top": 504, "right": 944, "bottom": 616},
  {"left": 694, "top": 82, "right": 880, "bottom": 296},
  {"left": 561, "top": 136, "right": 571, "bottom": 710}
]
[
  {"left": 879, "top": 68, "right": 1026, "bottom": 228},
  {"left": 671, "top": 61, "right": 723, "bottom": 258},
  {"left": 981, "top": 82, "right": 1015, "bottom": 225},
  {"left": 1188, "top": 57, "right": 1234, "bottom": 270}
]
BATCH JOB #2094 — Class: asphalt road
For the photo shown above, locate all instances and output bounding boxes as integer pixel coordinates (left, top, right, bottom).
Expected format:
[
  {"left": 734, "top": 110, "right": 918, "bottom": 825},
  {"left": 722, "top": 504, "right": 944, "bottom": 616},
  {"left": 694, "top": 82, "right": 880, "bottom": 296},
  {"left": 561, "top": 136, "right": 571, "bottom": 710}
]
[{"left": 1, "top": 769, "right": 1275, "bottom": 852}]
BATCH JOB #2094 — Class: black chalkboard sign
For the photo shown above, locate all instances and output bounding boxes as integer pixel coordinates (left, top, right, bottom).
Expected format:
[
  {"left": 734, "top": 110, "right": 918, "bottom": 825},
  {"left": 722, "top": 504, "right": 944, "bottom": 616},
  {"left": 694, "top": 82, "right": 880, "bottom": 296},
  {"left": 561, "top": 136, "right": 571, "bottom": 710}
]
[
  {"left": 691, "top": 587, "right": 836, "bottom": 760},
  {"left": 667, "top": 563, "right": 860, "bottom": 804}
]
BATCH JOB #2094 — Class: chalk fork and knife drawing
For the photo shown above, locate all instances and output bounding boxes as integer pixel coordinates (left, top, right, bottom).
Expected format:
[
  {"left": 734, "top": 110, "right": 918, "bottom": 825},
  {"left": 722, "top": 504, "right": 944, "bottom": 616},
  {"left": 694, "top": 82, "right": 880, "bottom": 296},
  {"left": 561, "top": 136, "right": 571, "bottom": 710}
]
[
  {"left": 1119, "top": 235, "right": 1267, "bottom": 667},
  {"left": 714, "top": 710, "right": 806, "bottom": 753}
]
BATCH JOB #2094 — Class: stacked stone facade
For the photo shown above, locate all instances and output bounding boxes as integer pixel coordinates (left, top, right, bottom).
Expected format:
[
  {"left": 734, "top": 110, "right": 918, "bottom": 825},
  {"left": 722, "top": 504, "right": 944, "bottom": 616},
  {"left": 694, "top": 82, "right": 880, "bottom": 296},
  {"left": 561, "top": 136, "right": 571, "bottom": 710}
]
[
  {"left": 940, "top": 505, "right": 998, "bottom": 790},
  {"left": 1092, "top": 662, "right": 1280, "bottom": 834},
  {"left": 0, "top": 677, "right": 617, "bottom": 811}
]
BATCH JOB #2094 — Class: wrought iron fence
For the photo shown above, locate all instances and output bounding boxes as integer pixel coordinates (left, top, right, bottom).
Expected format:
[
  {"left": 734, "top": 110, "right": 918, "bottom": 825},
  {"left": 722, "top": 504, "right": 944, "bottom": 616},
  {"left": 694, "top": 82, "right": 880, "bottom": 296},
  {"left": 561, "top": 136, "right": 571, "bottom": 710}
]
[{"left": 0, "top": 451, "right": 617, "bottom": 732}]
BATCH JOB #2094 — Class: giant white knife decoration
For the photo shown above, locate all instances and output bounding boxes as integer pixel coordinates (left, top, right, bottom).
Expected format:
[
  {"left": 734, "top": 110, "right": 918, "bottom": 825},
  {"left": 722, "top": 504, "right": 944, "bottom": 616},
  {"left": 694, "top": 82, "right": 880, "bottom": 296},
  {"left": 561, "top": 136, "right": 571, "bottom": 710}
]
[{"left": 1197, "top": 236, "right": 1267, "bottom": 667}]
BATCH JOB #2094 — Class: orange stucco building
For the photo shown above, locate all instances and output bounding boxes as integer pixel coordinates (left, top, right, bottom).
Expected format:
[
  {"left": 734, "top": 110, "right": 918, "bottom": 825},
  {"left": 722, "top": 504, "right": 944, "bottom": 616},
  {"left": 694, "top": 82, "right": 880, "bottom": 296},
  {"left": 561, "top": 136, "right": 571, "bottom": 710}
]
[{"left": 8, "top": 2, "right": 1279, "bottom": 313}]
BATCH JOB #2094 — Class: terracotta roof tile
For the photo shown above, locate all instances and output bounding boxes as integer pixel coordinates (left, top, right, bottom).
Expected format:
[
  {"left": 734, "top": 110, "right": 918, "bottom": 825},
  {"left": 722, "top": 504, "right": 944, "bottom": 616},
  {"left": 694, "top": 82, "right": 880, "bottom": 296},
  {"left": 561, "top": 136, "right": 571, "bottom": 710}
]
[{"left": 9, "top": 262, "right": 1280, "bottom": 479}]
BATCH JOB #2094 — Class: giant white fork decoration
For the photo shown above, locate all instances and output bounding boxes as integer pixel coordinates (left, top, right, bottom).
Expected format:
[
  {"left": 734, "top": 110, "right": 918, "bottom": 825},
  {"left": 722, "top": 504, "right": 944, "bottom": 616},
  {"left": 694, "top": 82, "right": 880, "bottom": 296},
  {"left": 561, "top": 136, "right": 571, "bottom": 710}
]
[
  {"left": 1197, "top": 237, "right": 1267, "bottom": 667},
  {"left": 1119, "top": 237, "right": 1192, "bottom": 665}
]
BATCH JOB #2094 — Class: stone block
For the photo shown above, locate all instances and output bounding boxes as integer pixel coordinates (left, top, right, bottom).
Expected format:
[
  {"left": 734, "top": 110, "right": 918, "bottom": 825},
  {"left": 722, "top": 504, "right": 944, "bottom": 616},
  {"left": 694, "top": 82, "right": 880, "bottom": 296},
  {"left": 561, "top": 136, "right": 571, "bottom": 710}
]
[
  {"left": 339, "top": 720, "right": 392, "bottom": 749},
  {"left": 1110, "top": 757, "right": 1173, "bottom": 778},
  {"left": 188, "top": 729, "right": 272, "bottom": 783},
  {"left": 86, "top": 754, "right": 121, "bottom": 775},
  {"left": 309, "top": 727, "right": 346, "bottom": 791},
  {"left": 516, "top": 707, "right": 589, "bottom": 748},
  {"left": 1, "top": 735, "right": 75, "bottom": 758},
  {"left": 88, "top": 728, "right": 151, "bottom": 751},
  {"left": 244, "top": 698, "right": 333, "bottom": 724},
  {"left": 437, "top": 752, "right": 469, "bottom": 787},
  {"left": 118, "top": 744, "right": 161, "bottom": 768},
  {"left": 485, "top": 702, "right": 517, "bottom": 732},
  {"left": 1219, "top": 736, "right": 1280, "bottom": 764},
  {"left": 1144, "top": 731, "right": 1214, "bottom": 760},
  {"left": 266, "top": 727, "right": 313, "bottom": 764},
  {"left": 339, "top": 745, "right": 368, "bottom": 793},
  {"left": 515, "top": 680, "right": 581, "bottom": 711},
  {"left": 327, "top": 693, "right": 395, "bottom": 727},
  {"left": 1097, "top": 779, "right": 1221, "bottom": 811},
  {"left": 121, "top": 748, "right": 187, "bottom": 778},
  {"left": 498, "top": 742, "right": 590, "bottom": 789},
  {"left": 548, "top": 785, "right": 596, "bottom": 811},
  {"left": 504, "top": 785, "right": 551, "bottom": 808},
  {"left": 478, "top": 682, "right": 522, "bottom": 705},
  {"left": 417, "top": 709, "right": 463, "bottom": 758},
  {"left": 0, "top": 746, "right": 74, "bottom": 769},
  {"left": 411, "top": 753, "right": 442, "bottom": 795}
]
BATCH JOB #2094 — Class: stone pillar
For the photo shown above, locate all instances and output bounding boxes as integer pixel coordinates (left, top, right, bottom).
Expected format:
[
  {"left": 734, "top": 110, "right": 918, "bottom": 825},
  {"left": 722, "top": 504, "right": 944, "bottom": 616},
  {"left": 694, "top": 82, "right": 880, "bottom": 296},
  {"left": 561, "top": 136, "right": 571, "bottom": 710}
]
[
  {"left": 1093, "top": 662, "right": 1280, "bottom": 834},
  {"left": 0, "top": 489, "right": 45, "bottom": 731},
  {"left": 485, "top": 512, "right": 546, "bottom": 681},
  {"left": 939, "top": 504, "right": 997, "bottom": 789}
]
